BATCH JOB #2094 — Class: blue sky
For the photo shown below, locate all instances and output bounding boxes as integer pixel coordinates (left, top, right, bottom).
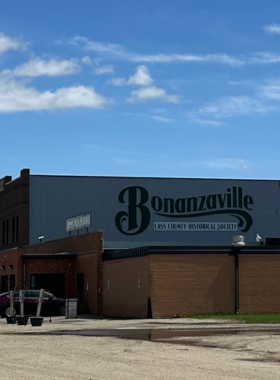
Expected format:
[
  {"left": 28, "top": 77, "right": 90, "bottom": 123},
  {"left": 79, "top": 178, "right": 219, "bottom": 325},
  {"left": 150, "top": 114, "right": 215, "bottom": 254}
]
[{"left": 1, "top": 0, "right": 280, "bottom": 180}]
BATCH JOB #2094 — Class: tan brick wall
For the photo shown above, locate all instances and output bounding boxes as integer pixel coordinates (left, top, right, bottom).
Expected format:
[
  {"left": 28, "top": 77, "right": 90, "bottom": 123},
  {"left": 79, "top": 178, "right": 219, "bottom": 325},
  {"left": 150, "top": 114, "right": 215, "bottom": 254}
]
[
  {"left": 150, "top": 255, "right": 235, "bottom": 317},
  {"left": 240, "top": 255, "right": 280, "bottom": 312},
  {"left": 103, "top": 256, "right": 150, "bottom": 317}
]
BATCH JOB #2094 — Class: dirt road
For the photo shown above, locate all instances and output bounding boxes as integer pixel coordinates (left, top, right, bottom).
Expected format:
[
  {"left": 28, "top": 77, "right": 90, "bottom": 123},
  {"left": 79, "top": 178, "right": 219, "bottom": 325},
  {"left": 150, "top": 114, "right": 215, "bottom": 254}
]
[{"left": 0, "top": 317, "right": 279, "bottom": 380}]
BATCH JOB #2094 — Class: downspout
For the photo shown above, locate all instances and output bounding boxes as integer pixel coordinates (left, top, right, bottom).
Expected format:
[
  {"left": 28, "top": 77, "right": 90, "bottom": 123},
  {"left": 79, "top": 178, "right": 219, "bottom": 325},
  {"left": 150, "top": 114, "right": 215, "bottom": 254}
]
[
  {"left": 234, "top": 247, "right": 240, "bottom": 314},
  {"left": 23, "top": 258, "right": 26, "bottom": 290},
  {"left": 98, "top": 237, "right": 104, "bottom": 316}
]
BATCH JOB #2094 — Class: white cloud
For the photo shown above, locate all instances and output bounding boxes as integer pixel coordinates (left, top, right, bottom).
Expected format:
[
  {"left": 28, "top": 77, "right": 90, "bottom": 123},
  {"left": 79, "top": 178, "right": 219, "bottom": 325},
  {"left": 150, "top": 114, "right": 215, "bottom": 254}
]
[
  {"left": 192, "top": 119, "right": 224, "bottom": 127},
  {"left": 111, "top": 156, "right": 137, "bottom": 164},
  {"left": 72, "top": 36, "right": 280, "bottom": 67},
  {"left": 264, "top": 24, "right": 280, "bottom": 34},
  {"left": 127, "top": 86, "right": 180, "bottom": 103},
  {"left": 127, "top": 65, "right": 153, "bottom": 86},
  {"left": 72, "top": 37, "right": 244, "bottom": 66},
  {"left": 94, "top": 65, "right": 114, "bottom": 75},
  {"left": 153, "top": 108, "right": 167, "bottom": 114},
  {"left": 250, "top": 52, "right": 280, "bottom": 64},
  {"left": 199, "top": 96, "right": 273, "bottom": 118},
  {"left": 81, "top": 56, "right": 92, "bottom": 65},
  {"left": 152, "top": 116, "right": 174, "bottom": 123},
  {"left": 129, "top": 53, "right": 244, "bottom": 67},
  {"left": 242, "top": 164, "right": 253, "bottom": 171},
  {"left": 108, "top": 77, "right": 127, "bottom": 85},
  {"left": 0, "top": 32, "right": 25, "bottom": 56},
  {"left": 0, "top": 78, "right": 111, "bottom": 112},
  {"left": 181, "top": 158, "right": 253, "bottom": 170},
  {"left": 2, "top": 58, "right": 81, "bottom": 77},
  {"left": 260, "top": 81, "right": 280, "bottom": 100},
  {"left": 109, "top": 65, "right": 153, "bottom": 86},
  {"left": 201, "top": 159, "right": 253, "bottom": 170}
]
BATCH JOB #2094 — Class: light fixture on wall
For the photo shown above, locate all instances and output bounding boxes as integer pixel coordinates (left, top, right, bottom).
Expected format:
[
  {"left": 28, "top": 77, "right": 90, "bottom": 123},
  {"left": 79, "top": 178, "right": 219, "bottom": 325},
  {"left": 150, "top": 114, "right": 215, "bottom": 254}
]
[
  {"left": 0, "top": 265, "right": 5, "bottom": 270},
  {"left": 8, "top": 265, "right": 13, "bottom": 270}
]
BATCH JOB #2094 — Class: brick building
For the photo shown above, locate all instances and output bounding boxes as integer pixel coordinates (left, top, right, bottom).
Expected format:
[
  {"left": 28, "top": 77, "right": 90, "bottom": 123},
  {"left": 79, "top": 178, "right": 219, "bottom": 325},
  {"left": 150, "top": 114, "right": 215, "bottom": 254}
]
[
  {"left": 0, "top": 231, "right": 103, "bottom": 315},
  {"left": 0, "top": 169, "right": 29, "bottom": 251},
  {"left": 102, "top": 246, "right": 280, "bottom": 318},
  {"left": 1, "top": 169, "right": 280, "bottom": 318}
]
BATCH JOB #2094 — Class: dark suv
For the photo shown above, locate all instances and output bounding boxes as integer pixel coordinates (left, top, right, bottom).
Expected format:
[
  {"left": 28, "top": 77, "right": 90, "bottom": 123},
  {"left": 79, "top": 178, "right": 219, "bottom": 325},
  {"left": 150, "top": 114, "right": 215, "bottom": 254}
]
[{"left": 0, "top": 290, "right": 65, "bottom": 317}]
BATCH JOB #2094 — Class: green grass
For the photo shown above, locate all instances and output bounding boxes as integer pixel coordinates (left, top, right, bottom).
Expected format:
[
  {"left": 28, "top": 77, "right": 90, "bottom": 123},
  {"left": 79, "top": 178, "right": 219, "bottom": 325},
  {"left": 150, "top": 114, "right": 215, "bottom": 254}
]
[{"left": 184, "top": 313, "right": 280, "bottom": 323}]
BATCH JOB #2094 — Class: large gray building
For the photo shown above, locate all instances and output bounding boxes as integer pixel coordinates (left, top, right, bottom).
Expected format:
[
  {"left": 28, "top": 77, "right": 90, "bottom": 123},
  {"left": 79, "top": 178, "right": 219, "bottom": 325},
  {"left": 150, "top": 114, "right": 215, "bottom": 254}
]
[
  {"left": 1, "top": 169, "right": 279, "bottom": 250},
  {"left": 29, "top": 174, "right": 279, "bottom": 248}
]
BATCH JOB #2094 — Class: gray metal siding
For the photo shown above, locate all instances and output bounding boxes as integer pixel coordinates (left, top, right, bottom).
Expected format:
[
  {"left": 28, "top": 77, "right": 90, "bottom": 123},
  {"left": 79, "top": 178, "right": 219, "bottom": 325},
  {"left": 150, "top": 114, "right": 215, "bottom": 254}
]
[{"left": 29, "top": 176, "right": 280, "bottom": 248}]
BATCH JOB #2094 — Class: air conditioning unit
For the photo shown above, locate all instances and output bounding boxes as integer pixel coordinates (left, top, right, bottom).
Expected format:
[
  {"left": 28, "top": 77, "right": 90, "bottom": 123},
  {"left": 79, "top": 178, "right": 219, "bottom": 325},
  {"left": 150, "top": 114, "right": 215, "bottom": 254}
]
[
  {"left": 265, "top": 237, "right": 280, "bottom": 246},
  {"left": 232, "top": 235, "right": 245, "bottom": 247}
]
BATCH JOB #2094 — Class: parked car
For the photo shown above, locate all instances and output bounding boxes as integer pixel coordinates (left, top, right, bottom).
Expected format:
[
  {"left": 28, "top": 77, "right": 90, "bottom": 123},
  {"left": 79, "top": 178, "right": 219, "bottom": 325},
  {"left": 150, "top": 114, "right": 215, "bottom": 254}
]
[{"left": 0, "top": 290, "right": 65, "bottom": 317}]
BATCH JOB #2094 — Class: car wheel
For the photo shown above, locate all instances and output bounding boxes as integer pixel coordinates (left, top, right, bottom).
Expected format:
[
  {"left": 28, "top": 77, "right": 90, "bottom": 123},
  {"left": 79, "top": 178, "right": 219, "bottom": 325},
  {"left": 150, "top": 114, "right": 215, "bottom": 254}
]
[
  {"left": 59, "top": 305, "right": 65, "bottom": 316},
  {"left": 5, "top": 307, "right": 16, "bottom": 318}
]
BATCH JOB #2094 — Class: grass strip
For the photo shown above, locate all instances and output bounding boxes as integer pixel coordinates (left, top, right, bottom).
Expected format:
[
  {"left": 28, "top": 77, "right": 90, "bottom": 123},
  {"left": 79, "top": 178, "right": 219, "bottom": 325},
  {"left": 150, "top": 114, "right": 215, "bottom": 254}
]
[{"left": 185, "top": 313, "right": 280, "bottom": 323}]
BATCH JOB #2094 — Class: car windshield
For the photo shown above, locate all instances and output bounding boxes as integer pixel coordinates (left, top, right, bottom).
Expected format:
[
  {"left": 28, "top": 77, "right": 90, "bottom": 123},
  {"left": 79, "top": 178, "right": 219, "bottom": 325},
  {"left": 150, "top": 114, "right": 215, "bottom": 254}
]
[
  {"left": 0, "top": 292, "right": 10, "bottom": 297},
  {"left": 13, "top": 290, "right": 54, "bottom": 298},
  {"left": 8, "top": 290, "right": 56, "bottom": 300}
]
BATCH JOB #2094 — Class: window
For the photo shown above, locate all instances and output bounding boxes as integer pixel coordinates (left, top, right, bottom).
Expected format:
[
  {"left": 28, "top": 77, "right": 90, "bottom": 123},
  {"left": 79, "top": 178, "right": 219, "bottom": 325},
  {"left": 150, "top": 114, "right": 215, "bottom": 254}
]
[
  {"left": 2, "top": 220, "right": 5, "bottom": 246},
  {"left": 16, "top": 216, "right": 19, "bottom": 242},
  {"left": 6, "top": 219, "right": 9, "bottom": 245},
  {"left": 12, "top": 217, "right": 15, "bottom": 243}
]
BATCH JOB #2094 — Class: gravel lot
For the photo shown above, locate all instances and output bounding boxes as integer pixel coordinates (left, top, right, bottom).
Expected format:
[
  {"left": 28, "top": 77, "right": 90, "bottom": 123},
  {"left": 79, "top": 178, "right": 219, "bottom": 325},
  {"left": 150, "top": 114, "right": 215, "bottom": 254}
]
[{"left": 0, "top": 316, "right": 280, "bottom": 380}]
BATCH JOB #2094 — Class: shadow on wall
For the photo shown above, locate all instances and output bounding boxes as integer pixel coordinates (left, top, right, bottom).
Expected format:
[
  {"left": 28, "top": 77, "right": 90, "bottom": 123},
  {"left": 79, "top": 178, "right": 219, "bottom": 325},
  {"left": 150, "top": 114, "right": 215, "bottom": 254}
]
[{"left": 207, "top": 260, "right": 235, "bottom": 314}]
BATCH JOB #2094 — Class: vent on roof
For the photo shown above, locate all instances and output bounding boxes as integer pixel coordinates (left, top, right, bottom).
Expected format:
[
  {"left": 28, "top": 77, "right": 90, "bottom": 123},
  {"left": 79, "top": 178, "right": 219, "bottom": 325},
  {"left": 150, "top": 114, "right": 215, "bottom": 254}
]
[{"left": 232, "top": 235, "right": 245, "bottom": 247}]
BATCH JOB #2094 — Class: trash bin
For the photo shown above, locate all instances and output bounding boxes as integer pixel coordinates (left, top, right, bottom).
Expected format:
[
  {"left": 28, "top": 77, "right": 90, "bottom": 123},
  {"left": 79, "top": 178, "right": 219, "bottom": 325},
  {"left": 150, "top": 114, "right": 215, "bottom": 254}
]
[{"left": 65, "top": 298, "right": 78, "bottom": 319}]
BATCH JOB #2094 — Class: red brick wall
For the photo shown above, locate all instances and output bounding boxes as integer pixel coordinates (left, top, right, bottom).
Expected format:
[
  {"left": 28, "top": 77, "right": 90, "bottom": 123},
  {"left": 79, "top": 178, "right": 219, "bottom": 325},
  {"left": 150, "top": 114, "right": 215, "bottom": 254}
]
[
  {"left": 150, "top": 254, "right": 235, "bottom": 317},
  {"left": 0, "top": 248, "right": 24, "bottom": 293},
  {"left": 25, "top": 231, "right": 103, "bottom": 256},
  {"left": 24, "top": 257, "right": 76, "bottom": 297},
  {"left": 24, "top": 231, "right": 103, "bottom": 314},
  {"left": 240, "top": 255, "right": 280, "bottom": 312},
  {"left": 0, "top": 231, "right": 103, "bottom": 316},
  {"left": 0, "top": 169, "right": 30, "bottom": 250},
  {"left": 103, "top": 256, "right": 150, "bottom": 317}
]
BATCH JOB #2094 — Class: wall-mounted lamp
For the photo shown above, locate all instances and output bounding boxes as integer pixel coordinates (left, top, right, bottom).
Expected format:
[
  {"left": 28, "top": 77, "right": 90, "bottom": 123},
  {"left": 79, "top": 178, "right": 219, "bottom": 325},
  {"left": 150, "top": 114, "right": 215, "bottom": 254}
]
[
  {"left": 0, "top": 265, "right": 5, "bottom": 270},
  {"left": 8, "top": 265, "right": 13, "bottom": 270},
  {"left": 38, "top": 235, "right": 44, "bottom": 243}
]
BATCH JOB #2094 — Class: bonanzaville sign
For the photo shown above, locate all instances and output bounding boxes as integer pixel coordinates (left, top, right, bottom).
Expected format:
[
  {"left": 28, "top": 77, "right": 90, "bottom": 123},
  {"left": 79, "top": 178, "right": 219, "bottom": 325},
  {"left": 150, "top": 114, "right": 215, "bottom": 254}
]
[{"left": 115, "top": 186, "right": 253, "bottom": 235}]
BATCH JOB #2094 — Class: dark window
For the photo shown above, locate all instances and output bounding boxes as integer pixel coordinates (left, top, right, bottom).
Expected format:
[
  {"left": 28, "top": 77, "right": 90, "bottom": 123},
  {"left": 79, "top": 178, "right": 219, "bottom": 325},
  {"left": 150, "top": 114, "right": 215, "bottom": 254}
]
[
  {"left": 2, "top": 220, "right": 5, "bottom": 246},
  {"left": 9, "top": 275, "right": 15, "bottom": 291},
  {"left": 1, "top": 276, "right": 8, "bottom": 293},
  {"left": 12, "top": 217, "right": 15, "bottom": 243},
  {"left": 6, "top": 219, "right": 9, "bottom": 245},
  {"left": 16, "top": 216, "right": 19, "bottom": 242},
  {"left": 30, "top": 274, "right": 65, "bottom": 298},
  {"left": 77, "top": 273, "right": 84, "bottom": 301}
]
